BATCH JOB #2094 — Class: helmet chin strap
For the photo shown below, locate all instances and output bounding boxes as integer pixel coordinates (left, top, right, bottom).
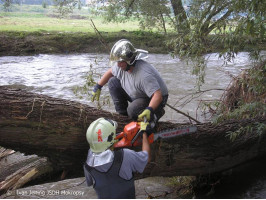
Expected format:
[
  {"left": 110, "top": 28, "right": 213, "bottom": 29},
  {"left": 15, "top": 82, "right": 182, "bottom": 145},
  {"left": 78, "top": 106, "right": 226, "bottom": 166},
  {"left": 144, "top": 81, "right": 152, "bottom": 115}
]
[
  {"left": 125, "top": 59, "right": 137, "bottom": 71},
  {"left": 125, "top": 64, "right": 131, "bottom": 71}
]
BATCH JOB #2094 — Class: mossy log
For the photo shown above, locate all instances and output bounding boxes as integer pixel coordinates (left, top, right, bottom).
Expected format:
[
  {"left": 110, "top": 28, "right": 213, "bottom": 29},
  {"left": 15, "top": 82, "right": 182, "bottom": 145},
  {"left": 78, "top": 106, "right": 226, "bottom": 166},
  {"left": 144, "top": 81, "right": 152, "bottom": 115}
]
[{"left": 0, "top": 86, "right": 265, "bottom": 177}]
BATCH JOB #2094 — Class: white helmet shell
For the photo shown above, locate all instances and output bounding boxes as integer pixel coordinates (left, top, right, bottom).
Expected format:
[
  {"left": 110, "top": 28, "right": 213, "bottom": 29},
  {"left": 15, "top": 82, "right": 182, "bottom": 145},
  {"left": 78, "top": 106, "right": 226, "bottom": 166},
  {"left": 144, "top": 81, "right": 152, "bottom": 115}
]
[{"left": 86, "top": 118, "right": 117, "bottom": 153}]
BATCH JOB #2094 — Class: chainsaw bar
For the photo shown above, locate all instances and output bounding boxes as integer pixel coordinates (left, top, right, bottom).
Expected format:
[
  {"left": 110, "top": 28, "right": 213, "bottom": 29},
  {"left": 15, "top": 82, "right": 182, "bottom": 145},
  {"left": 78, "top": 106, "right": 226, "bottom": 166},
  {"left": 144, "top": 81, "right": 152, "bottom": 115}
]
[
  {"left": 153, "top": 125, "right": 197, "bottom": 141},
  {"left": 114, "top": 122, "right": 198, "bottom": 148}
]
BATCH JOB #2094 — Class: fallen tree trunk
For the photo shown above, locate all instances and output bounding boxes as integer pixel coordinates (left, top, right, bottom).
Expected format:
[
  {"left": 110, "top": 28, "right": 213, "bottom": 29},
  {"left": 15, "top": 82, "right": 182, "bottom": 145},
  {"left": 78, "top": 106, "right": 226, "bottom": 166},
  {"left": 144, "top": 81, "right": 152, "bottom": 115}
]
[{"left": 0, "top": 86, "right": 265, "bottom": 177}]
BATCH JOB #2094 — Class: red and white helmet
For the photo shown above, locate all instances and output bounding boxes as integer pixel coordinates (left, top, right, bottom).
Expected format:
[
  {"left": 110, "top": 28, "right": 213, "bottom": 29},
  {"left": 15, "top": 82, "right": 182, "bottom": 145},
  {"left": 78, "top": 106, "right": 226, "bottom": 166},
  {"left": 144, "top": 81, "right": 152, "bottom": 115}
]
[{"left": 86, "top": 118, "right": 118, "bottom": 153}]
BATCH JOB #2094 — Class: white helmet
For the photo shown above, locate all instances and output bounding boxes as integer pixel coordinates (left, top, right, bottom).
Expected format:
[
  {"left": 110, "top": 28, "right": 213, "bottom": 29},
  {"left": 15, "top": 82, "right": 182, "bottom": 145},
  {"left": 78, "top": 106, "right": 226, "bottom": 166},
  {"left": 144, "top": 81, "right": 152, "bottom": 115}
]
[
  {"left": 86, "top": 118, "right": 118, "bottom": 153},
  {"left": 109, "top": 39, "right": 148, "bottom": 66}
]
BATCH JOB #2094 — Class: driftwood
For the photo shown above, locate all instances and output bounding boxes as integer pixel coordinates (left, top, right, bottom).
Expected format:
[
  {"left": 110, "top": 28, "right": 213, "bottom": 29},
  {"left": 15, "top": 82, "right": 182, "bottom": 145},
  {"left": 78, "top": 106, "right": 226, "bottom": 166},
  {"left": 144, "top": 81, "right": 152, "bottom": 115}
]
[
  {"left": 0, "top": 86, "right": 265, "bottom": 178},
  {"left": 0, "top": 147, "right": 53, "bottom": 194}
]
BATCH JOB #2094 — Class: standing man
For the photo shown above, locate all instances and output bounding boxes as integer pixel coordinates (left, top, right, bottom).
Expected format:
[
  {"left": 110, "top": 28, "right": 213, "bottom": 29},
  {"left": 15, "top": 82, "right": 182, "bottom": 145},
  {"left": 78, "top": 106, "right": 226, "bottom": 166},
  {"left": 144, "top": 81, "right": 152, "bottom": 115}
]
[
  {"left": 91, "top": 39, "right": 168, "bottom": 123},
  {"left": 84, "top": 118, "right": 151, "bottom": 199}
]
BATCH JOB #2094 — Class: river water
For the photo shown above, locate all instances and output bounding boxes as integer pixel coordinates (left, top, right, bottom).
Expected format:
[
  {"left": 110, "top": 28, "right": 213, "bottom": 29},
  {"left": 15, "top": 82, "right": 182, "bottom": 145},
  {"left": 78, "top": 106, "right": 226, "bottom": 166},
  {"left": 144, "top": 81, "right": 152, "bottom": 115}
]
[
  {"left": 0, "top": 52, "right": 254, "bottom": 123},
  {"left": 0, "top": 52, "right": 265, "bottom": 198}
]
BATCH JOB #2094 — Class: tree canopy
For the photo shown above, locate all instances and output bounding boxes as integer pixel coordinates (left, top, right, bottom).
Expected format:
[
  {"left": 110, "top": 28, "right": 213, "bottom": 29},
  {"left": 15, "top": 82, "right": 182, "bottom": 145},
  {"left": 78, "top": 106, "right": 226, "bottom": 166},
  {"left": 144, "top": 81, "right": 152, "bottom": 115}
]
[{"left": 98, "top": 0, "right": 265, "bottom": 56}]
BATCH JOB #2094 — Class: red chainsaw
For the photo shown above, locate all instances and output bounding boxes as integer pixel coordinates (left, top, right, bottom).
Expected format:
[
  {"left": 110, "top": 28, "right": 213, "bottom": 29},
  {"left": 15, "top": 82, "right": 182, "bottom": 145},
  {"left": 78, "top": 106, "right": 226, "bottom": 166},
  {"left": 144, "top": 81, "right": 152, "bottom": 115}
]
[{"left": 114, "top": 121, "right": 197, "bottom": 148}]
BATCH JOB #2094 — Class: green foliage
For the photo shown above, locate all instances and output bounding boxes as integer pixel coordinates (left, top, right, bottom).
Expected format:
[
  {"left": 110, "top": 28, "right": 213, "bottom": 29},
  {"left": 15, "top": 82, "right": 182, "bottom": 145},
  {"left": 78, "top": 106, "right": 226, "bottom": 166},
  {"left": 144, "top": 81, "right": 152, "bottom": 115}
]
[
  {"left": 214, "top": 102, "right": 266, "bottom": 123},
  {"left": 72, "top": 60, "right": 111, "bottom": 109},
  {"left": 53, "top": 0, "right": 81, "bottom": 17},
  {"left": 42, "top": 1, "right": 47, "bottom": 8},
  {"left": 226, "top": 122, "right": 266, "bottom": 142},
  {"left": 99, "top": 0, "right": 174, "bottom": 34},
  {"left": 1, "top": 0, "right": 14, "bottom": 12},
  {"left": 73, "top": 64, "right": 97, "bottom": 97},
  {"left": 226, "top": 126, "right": 246, "bottom": 142},
  {"left": 212, "top": 61, "right": 265, "bottom": 126}
]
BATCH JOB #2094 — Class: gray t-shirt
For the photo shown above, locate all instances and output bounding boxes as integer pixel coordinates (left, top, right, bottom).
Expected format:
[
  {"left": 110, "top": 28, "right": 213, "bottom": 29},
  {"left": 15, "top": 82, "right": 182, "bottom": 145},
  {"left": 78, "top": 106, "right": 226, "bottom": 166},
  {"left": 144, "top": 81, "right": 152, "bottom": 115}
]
[
  {"left": 111, "top": 60, "right": 168, "bottom": 100},
  {"left": 85, "top": 149, "right": 148, "bottom": 186}
]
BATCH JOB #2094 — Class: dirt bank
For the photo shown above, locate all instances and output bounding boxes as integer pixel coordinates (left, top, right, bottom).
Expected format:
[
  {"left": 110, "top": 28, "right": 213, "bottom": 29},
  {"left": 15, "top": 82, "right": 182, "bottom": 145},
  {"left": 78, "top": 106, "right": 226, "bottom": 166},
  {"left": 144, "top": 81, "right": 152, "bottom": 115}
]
[
  {"left": 0, "top": 31, "right": 169, "bottom": 56},
  {"left": 1, "top": 30, "right": 265, "bottom": 57}
]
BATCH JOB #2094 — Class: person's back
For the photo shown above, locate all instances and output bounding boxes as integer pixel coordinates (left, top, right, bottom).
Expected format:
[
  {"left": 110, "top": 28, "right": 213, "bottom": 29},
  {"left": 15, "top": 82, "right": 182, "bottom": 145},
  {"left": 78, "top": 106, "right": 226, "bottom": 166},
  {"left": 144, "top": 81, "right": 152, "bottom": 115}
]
[{"left": 84, "top": 118, "right": 151, "bottom": 199}]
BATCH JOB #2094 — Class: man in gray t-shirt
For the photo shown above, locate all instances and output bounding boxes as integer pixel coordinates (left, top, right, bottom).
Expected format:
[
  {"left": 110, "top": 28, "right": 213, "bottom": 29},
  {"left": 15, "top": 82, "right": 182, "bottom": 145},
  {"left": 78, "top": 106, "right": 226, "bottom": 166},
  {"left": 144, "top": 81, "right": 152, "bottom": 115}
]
[{"left": 91, "top": 39, "right": 168, "bottom": 122}]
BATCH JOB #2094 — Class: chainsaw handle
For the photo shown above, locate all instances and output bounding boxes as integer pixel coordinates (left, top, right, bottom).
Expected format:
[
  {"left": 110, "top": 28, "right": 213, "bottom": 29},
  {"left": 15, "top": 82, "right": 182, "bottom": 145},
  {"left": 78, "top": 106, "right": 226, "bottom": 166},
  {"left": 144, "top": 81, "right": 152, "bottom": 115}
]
[
  {"left": 131, "top": 129, "right": 142, "bottom": 145},
  {"left": 115, "top": 132, "right": 124, "bottom": 140}
]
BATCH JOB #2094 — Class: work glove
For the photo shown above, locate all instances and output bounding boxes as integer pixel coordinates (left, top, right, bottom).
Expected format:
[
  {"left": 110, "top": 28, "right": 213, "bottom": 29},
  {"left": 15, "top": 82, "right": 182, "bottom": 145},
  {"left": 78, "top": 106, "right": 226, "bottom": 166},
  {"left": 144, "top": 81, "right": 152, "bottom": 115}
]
[
  {"left": 91, "top": 83, "right": 102, "bottom": 102},
  {"left": 138, "top": 107, "right": 154, "bottom": 122},
  {"left": 139, "top": 121, "right": 153, "bottom": 137}
]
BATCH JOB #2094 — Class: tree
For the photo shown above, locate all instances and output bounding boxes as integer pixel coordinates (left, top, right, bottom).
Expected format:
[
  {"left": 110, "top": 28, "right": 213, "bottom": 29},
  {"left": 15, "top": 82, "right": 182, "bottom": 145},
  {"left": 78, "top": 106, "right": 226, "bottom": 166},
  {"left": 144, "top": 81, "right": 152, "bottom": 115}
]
[
  {"left": 53, "top": 0, "right": 81, "bottom": 16},
  {"left": 42, "top": 0, "right": 47, "bottom": 8},
  {"left": 1, "top": 0, "right": 14, "bottom": 11},
  {"left": 98, "top": 0, "right": 265, "bottom": 53},
  {"left": 1, "top": 86, "right": 265, "bottom": 178},
  {"left": 100, "top": 1, "right": 264, "bottom": 57},
  {"left": 99, "top": 0, "right": 236, "bottom": 35}
]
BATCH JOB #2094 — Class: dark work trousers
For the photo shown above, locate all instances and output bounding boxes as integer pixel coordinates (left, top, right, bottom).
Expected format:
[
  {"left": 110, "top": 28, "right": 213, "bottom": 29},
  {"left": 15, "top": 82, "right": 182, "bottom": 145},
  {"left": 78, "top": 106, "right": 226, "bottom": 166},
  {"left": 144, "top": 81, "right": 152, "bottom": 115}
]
[{"left": 108, "top": 77, "right": 168, "bottom": 121}]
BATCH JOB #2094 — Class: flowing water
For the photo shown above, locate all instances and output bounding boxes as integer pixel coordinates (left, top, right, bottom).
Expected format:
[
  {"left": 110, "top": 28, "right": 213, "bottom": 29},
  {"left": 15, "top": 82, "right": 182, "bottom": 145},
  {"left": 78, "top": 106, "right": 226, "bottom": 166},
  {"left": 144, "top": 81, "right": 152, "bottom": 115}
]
[
  {"left": 0, "top": 52, "right": 254, "bottom": 123},
  {"left": 0, "top": 52, "right": 265, "bottom": 198}
]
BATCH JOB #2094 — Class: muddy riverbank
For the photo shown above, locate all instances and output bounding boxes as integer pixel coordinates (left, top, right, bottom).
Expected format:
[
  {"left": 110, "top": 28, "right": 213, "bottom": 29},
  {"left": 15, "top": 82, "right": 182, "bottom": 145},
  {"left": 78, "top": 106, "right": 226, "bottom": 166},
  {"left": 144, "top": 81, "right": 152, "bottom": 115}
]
[
  {"left": 1, "top": 31, "right": 265, "bottom": 56},
  {"left": 0, "top": 31, "right": 169, "bottom": 56}
]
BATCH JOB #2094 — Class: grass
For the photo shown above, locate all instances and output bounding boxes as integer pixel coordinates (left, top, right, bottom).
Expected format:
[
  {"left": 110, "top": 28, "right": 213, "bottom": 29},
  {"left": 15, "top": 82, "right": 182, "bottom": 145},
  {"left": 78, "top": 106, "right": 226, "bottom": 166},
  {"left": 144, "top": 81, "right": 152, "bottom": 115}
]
[
  {"left": 0, "top": 5, "right": 140, "bottom": 33},
  {"left": 0, "top": 15, "right": 140, "bottom": 32}
]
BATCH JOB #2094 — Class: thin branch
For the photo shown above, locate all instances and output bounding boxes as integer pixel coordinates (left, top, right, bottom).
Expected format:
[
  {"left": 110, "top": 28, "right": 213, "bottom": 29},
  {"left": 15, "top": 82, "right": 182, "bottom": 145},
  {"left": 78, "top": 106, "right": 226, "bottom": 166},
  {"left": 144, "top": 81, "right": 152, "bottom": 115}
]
[
  {"left": 205, "top": 1, "right": 230, "bottom": 23},
  {"left": 165, "top": 12, "right": 176, "bottom": 28},
  {"left": 201, "top": 1, "right": 231, "bottom": 34},
  {"left": 166, "top": 103, "right": 201, "bottom": 123},
  {"left": 125, "top": 0, "right": 135, "bottom": 16},
  {"left": 89, "top": 19, "right": 109, "bottom": 51},
  {"left": 159, "top": 11, "right": 167, "bottom": 35},
  {"left": 199, "top": 0, "right": 215, "bottom": 25},
  {"left": 206, "top": 9, "right": 233, "bottom": 35},
  {"left": 174, "top": 88, "right": 225, "bottom": 107}
]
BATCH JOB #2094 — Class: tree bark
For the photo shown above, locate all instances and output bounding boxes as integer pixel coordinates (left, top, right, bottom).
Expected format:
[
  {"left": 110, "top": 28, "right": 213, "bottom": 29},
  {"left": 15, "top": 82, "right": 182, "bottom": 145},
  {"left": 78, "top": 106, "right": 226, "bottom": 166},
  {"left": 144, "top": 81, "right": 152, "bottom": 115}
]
[
  {"left": 0, "top": 86, "right": 265, "bottom": 177},
  {"left": 0, "top": 147, "right": 53, "bottom": 194},
  {"left": 0, "top": 86, "right": 132, "bottom": 174},
  {"left": 170, "top": 0, "right": 189, "bottom": 31}
]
